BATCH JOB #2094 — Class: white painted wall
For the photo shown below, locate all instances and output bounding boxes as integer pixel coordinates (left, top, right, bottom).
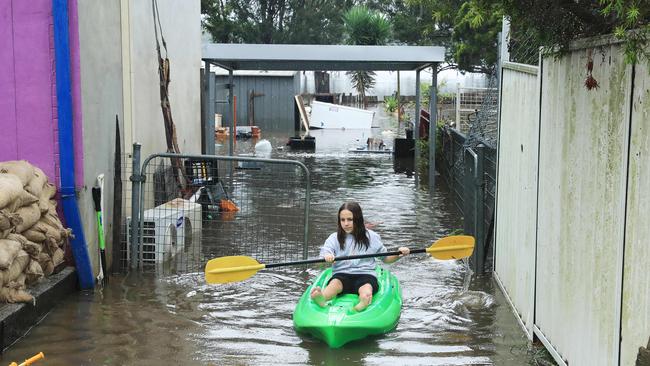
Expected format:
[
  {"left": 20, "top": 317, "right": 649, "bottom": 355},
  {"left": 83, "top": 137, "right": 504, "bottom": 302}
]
[
  {"left": 620, "top": 54, "right": 650, "bottom": 366},
  {"left": 77, "top": 0, "right": 124, "bottom": 276},
  {"left": 494, "top": 62, "right": 539, "bottom": 339},
  {"left": 127, "top": 0, "right": 201, "bottom": 159}
]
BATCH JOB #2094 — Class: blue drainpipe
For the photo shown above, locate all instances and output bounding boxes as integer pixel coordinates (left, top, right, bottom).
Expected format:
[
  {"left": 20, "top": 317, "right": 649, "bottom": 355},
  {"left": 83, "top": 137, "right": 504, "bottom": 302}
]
[{"left": 52, "top": 0, "right": 94, "bottom": 289}]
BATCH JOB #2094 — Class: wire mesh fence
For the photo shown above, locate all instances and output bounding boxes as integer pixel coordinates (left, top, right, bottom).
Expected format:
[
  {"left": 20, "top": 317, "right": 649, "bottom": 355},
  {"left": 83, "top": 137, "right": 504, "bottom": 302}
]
[
  {"left": 508, "top": 22, "right": 543, "bottom": 66},
  {"left": 122, "top": 152, "right": 310, "bottom": 275}
]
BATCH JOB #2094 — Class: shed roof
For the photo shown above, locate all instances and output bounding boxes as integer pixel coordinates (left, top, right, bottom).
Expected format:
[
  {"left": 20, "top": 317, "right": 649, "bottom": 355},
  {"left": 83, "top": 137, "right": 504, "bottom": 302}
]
[{"left": 202, "top": 43, "right": 445, "bottom": 71}]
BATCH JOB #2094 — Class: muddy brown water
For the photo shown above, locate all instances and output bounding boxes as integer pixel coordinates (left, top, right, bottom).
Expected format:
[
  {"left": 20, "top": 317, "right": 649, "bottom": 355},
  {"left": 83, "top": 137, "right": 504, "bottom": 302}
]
[{"left": 1, "top": 106, "right": 553, "bottom": 365}]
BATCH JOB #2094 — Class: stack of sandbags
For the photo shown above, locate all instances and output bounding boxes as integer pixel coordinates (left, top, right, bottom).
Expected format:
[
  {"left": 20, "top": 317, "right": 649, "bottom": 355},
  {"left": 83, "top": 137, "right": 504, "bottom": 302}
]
[{"left": 0, "top": 160, "right": 72, "bottom": 304}]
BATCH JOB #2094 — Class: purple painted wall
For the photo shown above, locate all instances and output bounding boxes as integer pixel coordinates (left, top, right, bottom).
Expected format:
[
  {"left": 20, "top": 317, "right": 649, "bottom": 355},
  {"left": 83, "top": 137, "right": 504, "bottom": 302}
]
[{"left": 0, "top": 0, "right": 84, "bottom": 188}]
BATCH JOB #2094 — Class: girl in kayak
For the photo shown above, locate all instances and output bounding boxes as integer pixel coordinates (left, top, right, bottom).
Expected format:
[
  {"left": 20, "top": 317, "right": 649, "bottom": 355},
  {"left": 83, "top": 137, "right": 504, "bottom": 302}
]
[{"left": 310, "top": 201, "right": 410, "bottom": 312}]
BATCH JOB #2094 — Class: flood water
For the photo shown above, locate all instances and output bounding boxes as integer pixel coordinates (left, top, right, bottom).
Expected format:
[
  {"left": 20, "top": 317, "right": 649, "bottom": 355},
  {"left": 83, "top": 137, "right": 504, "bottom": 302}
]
[{"left": 1, "top": 105, "right": 553, "bottom": 365}]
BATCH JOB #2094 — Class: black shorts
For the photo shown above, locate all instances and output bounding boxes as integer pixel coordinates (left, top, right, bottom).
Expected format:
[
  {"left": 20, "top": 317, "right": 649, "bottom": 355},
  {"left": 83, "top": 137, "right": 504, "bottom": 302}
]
[{"left": 328, "top": 273, "right": 379, "bottom": 295}]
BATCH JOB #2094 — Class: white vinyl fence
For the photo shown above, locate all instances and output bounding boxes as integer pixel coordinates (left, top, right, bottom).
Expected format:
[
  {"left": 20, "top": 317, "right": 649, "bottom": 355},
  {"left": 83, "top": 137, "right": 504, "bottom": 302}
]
[{"left": 495, "top": 36, "right": 650, "bottom": 366}]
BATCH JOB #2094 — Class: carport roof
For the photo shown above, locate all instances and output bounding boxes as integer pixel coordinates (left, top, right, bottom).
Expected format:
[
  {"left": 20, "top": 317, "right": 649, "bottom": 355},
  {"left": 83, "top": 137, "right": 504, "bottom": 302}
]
[{"left": 202, "top": 43, "right": 445, "bottom": 71}]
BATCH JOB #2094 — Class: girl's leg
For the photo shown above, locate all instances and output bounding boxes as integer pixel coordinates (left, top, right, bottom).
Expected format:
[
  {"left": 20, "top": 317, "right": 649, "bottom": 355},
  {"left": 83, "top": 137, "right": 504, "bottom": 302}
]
[
  {"left": 310, "top": 279, "right": 343, "bottom": 307},
  {"left": 353, "top": 284, "right": 373, "bottom": 312}
]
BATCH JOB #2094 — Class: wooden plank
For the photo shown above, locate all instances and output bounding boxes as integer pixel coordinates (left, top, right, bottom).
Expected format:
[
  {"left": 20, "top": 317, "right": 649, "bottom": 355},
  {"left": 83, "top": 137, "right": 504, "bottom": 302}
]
[{"left": 294, "top": 95, "right": 310, "bottom": 133}]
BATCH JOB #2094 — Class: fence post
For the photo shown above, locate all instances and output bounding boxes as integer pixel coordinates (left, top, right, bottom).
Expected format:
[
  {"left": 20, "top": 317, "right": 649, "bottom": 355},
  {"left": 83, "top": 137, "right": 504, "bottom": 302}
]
[
  {"left": 475, "top": 144, "right": 485, "bottom": 273},
  {"left": 463, "top": 148, "right": 476, "bottom": 271},
  {"left": 455, "top": 83, "right": 461, "bottom": 131},
  {"left": 129, "top": 143, "right": 142, "bottom": 269}
]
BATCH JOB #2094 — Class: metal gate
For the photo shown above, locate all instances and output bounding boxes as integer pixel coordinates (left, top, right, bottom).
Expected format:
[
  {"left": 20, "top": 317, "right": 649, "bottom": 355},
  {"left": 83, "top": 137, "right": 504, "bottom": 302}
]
[{"left": 128, "top": 147, "right": 310, "bottom": 274}]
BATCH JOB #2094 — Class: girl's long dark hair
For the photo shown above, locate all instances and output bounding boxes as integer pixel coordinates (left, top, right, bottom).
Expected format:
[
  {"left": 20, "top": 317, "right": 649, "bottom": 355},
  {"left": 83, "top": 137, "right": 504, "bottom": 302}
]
[{"left": 337, "top": 202, "right": 369, "bottom": 251}]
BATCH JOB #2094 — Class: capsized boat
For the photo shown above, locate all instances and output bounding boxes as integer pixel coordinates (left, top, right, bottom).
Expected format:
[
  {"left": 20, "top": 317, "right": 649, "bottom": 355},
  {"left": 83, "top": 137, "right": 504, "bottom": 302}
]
[{"left": 292, "top": 267, "right": 402, "bottom": 348}]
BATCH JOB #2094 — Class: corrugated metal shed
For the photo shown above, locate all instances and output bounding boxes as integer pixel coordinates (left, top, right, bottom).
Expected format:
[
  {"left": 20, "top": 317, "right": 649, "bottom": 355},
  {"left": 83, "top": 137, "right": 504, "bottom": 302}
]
[{"left": 214, "top": 72, "right": 299, "bottom": 132}]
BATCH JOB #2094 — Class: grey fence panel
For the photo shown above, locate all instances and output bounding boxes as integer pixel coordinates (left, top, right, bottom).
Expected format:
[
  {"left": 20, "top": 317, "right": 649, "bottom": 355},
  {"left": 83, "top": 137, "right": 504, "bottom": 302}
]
[
  {"left": 438, "top": 125, "right": 496, "bottom": 273},
  {"left": 131, "top": 153, "right": 310, "bottom": 274}
]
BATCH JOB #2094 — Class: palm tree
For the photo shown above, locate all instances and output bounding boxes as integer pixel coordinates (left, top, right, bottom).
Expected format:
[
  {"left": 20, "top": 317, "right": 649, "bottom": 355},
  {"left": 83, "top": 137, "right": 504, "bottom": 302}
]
[{"left": 343, "top": 6, "right": 391, "bottom": 107}]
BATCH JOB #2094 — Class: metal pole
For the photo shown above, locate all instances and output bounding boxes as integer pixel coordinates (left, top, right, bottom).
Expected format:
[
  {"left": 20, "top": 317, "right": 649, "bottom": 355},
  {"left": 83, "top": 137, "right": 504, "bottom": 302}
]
[
  {"left": 205, "top": 62, "right": 216, "bottom": 155},
  {"left": 429, "top": 67, "right": 438, "bottom": 188},
  {"left": 129, "top": 143, "right": 141, "bottom": 269},
  {"left": 228, "top": 69, "right": 234, "bottom": 156},
  {"left": 302, "top": 170, "right": 311, "bottom": 260},
  {"left": 475, "top": 144, "right": 485, "bottom": 273},
  {"left": 456, "top": 83, "right": 461, "bottom": 131},
  {"left": 414, "top": 70, "right": 421, "bottom": 185}
]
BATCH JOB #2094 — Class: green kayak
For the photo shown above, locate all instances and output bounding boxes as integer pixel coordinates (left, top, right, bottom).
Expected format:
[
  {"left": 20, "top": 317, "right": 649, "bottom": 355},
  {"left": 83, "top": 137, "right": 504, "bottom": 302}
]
[{"left": 293, "top": 267, "right": 402, "bottom": 348}]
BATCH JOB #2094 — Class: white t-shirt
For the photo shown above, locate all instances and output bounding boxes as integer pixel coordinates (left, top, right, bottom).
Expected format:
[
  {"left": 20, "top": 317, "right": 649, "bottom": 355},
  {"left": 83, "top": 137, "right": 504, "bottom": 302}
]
[{"left": 319, "top": 230, "right": 387, "bottom": 277}]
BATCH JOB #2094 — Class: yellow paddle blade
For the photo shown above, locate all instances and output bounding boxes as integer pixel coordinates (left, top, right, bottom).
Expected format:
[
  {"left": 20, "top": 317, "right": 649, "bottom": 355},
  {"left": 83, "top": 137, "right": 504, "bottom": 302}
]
[
  {"left": 426, "top": 235, "right": 475, "bottom": 260},
  {"left": 204, "top": 256, "right": 265, "bottom": 284}
]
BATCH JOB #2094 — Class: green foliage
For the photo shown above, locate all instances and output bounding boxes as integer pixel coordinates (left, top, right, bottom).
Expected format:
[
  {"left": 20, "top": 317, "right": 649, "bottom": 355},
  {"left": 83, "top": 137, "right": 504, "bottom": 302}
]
[
  {"left": 343, "top": 6, "right": 392, "bottom": 105},
  {"left": 405, "top": 0, "right": 501, "bottom": 73},
  {"left": 384, "top": 95, "right": 399, "bottom": 112},
  {"left": 343, "top": 6, "right": 392, "bottom": 45},
  {"left": 414, "top": 119, "right": 444, "bottom": 171},
  {"left": 201, "top": 0, "right": 354, "bottom": 44},
  {"left": 503, "top": 0, "right": 649, "bottom": 64}
]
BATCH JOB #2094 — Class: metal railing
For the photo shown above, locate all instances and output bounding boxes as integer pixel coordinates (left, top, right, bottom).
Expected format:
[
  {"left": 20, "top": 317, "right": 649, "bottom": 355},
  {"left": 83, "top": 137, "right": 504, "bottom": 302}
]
[{"left": 127, "top": 146, "right": 311, "bottom": 274}]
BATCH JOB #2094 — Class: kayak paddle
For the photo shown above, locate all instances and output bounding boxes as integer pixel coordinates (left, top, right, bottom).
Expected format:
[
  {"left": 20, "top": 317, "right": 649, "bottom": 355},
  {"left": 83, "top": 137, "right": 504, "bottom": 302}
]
[{"left": 205, "top": 235, "right": 475, "bottom": 284}]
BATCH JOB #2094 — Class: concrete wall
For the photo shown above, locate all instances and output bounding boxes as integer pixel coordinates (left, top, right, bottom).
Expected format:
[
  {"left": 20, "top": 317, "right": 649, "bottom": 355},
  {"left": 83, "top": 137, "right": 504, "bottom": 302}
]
[
  {"left": 621, "top": 51, "right": 650, "bottom": 366},
  {"left": 76, "top": 0, "right": 124, "bottom": 273},
  {"left": 494, "top": 62, "right": 539, "bottom": 338},
  {"left": 127, "top": 0, "right": 201, "bottom": 160}
]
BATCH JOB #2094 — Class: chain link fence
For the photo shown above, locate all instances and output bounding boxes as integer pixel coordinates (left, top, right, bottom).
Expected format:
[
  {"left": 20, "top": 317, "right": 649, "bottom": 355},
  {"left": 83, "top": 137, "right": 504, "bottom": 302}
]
[{"left": 508, "top": 22, "right": 544, "bottom": 66}]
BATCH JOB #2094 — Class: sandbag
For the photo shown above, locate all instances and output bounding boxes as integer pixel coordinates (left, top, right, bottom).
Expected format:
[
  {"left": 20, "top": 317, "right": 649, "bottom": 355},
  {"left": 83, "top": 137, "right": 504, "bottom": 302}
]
[
  {"left": 0, "top": 210, "right": 21, "bottom": 231},
  {"left": 6, "top": 233, "right": 41, "bottom": 259},
  {"left": 0, "top": 174, "right": 24, "bottom": 209},
  {"left": 6, "top": 190, "right": 39, "bottom": 213},
  {"left": 43, "top": 238, "right": 59, "bottom": 256},
  {"left": 25, "top": 260, "right": 44, "bottom": 285},
  {"left": 26, "top": 167, "right": 47, "bottom": 197},
  {"left": 41, "top": 212, "right": 65, "bottom": 232},
  {"left": 38, "top": 183, "right": 57, "bottom": 213},
  {"left": 0, "top": 161, "right": 34, "bottom": 186},
  {"left": 0, "top": 249, "right": 30, "bottom": 287},
  {"left": 15, "top": 203, "right": 41, "bottom": 233},
  {"left": 37, "top": 253, "right": 54, "bottom": 276},
  {"left": 0, "top": 286, "right": 33, "bottom": 304},
  {"left": 0, "top": 239, "right": 22, "bottom": 269},
  {"left": 52, "top": 248, "right": 64, "bottom": 267},
  {"left": 22, "top": 228, "right": 46, "bottom": 243}
]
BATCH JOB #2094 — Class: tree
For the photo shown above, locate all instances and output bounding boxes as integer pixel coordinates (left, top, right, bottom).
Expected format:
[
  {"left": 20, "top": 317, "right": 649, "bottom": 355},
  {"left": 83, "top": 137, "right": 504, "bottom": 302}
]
[
  {"left": 342, "top": 6, "right": 392, "bottom": 106},
  {"left": 403, "top": 0, "right": 502, "bottom": 74},
  {"left": 502, "top": 0, "right": 649, "bottom": 64},
  {"left": 201, "top": 0, "right": 354, "bottom": 44}
]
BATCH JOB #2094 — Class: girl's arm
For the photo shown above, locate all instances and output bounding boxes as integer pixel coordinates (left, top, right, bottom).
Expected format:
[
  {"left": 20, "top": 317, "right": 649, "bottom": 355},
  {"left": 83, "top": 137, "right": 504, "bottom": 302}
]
[{"left": 383, "top": 247, "right": 410, "bottom": 263}]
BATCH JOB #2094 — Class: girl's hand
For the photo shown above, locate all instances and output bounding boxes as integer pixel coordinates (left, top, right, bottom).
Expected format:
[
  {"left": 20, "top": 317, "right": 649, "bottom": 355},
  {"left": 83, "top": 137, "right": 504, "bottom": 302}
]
[
  {"left": 324, "top": 254, "right": 335, "bottom": 263},
  {"left": 398, "top": 247, "right": 410, "bottom": 256}
]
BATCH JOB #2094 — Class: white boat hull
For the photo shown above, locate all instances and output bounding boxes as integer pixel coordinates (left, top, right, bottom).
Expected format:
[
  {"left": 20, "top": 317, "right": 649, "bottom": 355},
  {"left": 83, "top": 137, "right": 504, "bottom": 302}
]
[{"left": 310, "top": 101, "right": 374, "bottom": 129}]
